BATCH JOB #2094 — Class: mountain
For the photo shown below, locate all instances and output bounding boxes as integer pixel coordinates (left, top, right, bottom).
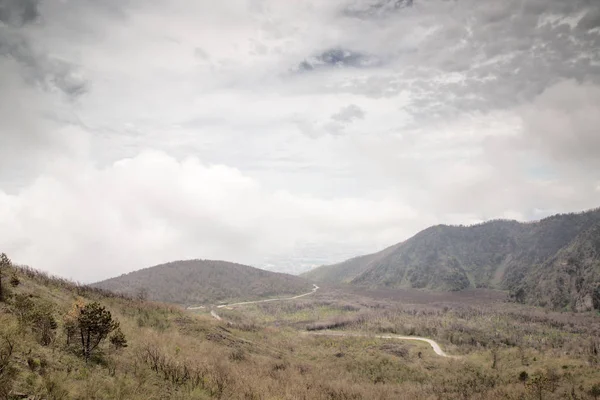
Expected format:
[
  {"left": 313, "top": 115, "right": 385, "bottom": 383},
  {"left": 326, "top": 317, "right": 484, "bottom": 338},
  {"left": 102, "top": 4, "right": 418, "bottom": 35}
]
[
  {"left": 93, "top": 259, "right": 312, "bottom": 306},
  {"left": 301, "top": 246, "right": 400, "bottom": 284},
  {"left": 303, "top": 208, "right": 600, "bottom": 311}
]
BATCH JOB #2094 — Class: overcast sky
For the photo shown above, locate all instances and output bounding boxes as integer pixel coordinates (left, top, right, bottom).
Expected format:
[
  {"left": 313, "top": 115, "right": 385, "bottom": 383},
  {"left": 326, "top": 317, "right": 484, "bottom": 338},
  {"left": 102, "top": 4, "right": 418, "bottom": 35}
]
[{"left": 1, "top": 0, "right": 599, "bottom": 281}]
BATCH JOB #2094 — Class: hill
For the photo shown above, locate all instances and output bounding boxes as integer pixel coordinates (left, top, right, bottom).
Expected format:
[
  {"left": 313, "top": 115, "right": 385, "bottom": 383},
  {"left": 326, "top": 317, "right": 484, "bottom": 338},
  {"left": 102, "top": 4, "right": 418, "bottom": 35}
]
[
  {"left": 303, "top": 208, "right": 600, "bottom": 311},
  {"left": 93, "top": 259, "right": 313, "bottom": 306},
  {"left": 2, "top": 254, "right": 600, "bottom": 399}
]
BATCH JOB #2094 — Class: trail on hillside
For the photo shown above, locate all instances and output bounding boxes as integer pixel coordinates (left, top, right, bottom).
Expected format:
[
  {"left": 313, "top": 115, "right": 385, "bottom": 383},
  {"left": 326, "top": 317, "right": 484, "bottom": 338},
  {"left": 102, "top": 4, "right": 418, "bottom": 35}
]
[
  {"left": 304, "top": 331, "right": 457, "bottom": 358},
  {"left": 216, "top": 284, "right": 320, "bottom": 308},
  {"left": 195, "top": 283, "right": 457, "bottom": 358},
  {"left": 186, "top": 284, "right": 319, "bottom": 311}
]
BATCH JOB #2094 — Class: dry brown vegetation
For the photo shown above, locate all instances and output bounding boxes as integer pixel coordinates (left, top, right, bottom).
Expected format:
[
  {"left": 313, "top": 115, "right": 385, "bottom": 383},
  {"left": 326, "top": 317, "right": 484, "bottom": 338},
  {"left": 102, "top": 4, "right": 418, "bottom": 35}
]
[
  {"left": 216, "top": 285, "right": 600, "bottom": 399},
  {"left": 2, "top": 258, "right": 600, "bottom": 399}
]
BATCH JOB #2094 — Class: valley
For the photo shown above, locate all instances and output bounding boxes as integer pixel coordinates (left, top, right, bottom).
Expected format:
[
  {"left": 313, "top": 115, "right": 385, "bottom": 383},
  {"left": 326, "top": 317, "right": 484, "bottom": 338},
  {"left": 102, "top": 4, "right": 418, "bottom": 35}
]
[
  {"left": 2, "top": 252, "right": 600, "bottom": 399},
  {"left": 2, "top": 209, "right": 600, "bottom": 399}
]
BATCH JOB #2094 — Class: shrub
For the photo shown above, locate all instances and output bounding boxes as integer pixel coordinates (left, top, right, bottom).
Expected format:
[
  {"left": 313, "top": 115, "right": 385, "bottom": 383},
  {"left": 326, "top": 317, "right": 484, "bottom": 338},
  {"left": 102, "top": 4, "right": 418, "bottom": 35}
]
[
  {"left": 9, "top": 275, "right": 20, "bottom": 287},
  {"left": 109, "top": 328, "right": 128, "bottom": 350},
  {"left": 589, "top": 383, "right": 600, "bottom": 400},
  {"left": 0, "top": 253, "right": 11, "bottom": 302},
  {"left": 518, "top": 371, "right": 529, "bottom": 383}
]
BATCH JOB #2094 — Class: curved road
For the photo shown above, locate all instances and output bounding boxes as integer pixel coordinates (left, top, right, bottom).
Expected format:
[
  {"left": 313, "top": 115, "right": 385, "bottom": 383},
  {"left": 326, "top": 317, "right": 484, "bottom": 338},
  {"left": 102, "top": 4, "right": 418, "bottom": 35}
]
[
  {"left": 304, "top": 331, "right": 457, "bottom": 358},
  {"left": 193, "top": 284, "right": 456, "bottom": 358},
  {"left": 187, "top": 284, "right": 319, "bottom": 311},
  {"left": 216, "top": 284, "right": 320, "bottom": 308}
]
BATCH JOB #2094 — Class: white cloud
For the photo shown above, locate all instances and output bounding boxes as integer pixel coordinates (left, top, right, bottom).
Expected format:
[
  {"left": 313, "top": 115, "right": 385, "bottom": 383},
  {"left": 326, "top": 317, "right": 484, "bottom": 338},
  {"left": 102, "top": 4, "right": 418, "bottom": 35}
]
[
  {"left": 0, "top": 150, "right": 424, "bottom": 281},
  {"left": 1, "top": 0, "right": 599, "bottom": 280},
  {"left": 518, "top": 80, "right": 600, "bottom": 165}
]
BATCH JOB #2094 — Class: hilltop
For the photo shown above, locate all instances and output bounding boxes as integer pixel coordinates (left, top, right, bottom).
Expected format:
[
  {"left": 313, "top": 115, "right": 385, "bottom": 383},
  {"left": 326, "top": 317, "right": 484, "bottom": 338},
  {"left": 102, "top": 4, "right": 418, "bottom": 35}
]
[
  {"left": 303, "top": 208, "right": 600, "bottom": 311},
  {"left": 93, "top": 259, "right": 313, "bottom": 306}
]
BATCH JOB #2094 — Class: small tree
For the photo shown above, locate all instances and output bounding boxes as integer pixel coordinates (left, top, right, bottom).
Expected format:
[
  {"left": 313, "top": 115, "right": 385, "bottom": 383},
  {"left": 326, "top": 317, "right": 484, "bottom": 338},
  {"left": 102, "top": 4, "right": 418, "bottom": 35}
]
[
  {"left": 31, "top": 303, "right": 58, "bottom": 346},
  {"left": 527, "top": 372, "right": 551, "bottom": 400},
  {"left": 136, "top": 287, "right": 149, "bottom": 301},
  {"left": 511, "top": 287, "right": 526, "bottom": 304},
  {"left": 13, "top": 294, "right": 35, "bottom": 324},
  {"left": 592, "top": 285, "right": 600, "bottom": 310},
  {"left": 589, "top": 383, "right": 600, "bottom": 400},
  {"left": 109, "top": 328, "right": 128, "bottom": 350},
  {"left": 13, "top": 295, "right": 57, "bottom": 346},
  {"left": 76, "top": 302, "right": 120, "bottom": 362},
  {"left": 0, "top": 253, "right": 11, "bottom": 302},
  {"left": 491, "top": 346, "right": 499, "bottom": 369},
  {"left": 518, "top": 371, "right": 529, "bottom": 384},
  {"left": 63, "top": 299, "right": 85, "bottom": 346},
  {"left": 9, "top": 275, "right": 20, "bottom": 287},
  {"left": 0, "top": 317, "right": 18, "bottom": 399}
]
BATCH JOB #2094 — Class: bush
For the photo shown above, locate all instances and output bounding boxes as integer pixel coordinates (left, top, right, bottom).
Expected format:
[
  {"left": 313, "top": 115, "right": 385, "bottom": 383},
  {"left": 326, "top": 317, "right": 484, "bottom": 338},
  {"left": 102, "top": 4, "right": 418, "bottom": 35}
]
[
  {"left": 13, "top": 294, "right": 58, "bottom": 346},
  {"left": 10, "top": 275, "right": 20, "bottom": 287},
  {"left": 589, "top": 383, "right": 600, "bottom": 400},
  {"left": 0, "top": 317, "right": 18, "bottom": 399},
  {"left": 518, "top": 371, "right": 529, "bottom": 383},
  {"left": 109, "top": 328, "right": 128, "bottom": 350}
]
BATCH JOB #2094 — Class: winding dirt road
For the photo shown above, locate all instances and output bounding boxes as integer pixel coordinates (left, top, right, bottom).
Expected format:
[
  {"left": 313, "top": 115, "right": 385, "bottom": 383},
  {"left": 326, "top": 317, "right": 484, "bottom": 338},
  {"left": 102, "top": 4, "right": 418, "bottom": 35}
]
[
  {"left": 192, "top": 284, "right": 457, "bottom": 358},
  {"left": 216, "top": 284, "right": 320, "bottom": 308},
  {"left": 304, "top": 331, "right": 457, "bottom": 358}
]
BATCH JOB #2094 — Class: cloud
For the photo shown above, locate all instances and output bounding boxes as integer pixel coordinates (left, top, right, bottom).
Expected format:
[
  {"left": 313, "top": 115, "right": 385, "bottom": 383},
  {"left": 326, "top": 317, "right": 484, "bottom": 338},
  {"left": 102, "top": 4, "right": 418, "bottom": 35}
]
[
  {"left": 518, "top": 80, "right": 600, "bottom": 165},
  {"left": 0, "top": 0, "right": 40, "bottom": 26},
  {"left": 297, "top": 48, "right": 382, "bottom": 71},
  {"left": 0, "top": 0, "right": 88, "bottom": 99},
  {"left": 577, "top": 7, "right": 600, "bottom": 32},
  {"left": 343, "top": 0, "right": 413, "bottom": 19},
  {"left": 0, "top": 151, "right": 422, "bottom": 281},
  {"left": 331, "top": 104, "right": 366, "bottom": 123},
  {"left": 1, "top": 0, "right": 599, "bottom": 280}
]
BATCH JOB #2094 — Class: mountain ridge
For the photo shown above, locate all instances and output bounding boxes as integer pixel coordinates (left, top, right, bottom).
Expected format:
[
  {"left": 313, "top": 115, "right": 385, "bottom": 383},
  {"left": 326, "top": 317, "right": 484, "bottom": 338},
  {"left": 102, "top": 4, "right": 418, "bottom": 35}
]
[{"left": 302, "top": 208, "right": 600, "bottom": 311}]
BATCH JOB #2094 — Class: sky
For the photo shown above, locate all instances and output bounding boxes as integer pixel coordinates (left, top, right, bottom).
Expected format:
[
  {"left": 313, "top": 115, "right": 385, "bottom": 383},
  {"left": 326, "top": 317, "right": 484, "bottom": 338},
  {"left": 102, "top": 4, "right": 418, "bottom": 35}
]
[{"left": 1, "top": 0, "right": 599, "bottom": 282}]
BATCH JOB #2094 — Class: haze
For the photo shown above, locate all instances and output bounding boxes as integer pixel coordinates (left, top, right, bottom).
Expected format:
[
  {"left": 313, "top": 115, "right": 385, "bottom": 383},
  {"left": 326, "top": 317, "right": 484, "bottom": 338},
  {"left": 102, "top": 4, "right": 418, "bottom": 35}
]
[{"left": 1, "top": 0, "right": 599, "bottom": 281}]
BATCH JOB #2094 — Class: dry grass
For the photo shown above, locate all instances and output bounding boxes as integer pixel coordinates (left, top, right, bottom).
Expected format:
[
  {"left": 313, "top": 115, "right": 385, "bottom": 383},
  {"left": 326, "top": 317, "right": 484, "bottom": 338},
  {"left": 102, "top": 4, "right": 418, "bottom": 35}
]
[{"left": 1, "top": 265, "right": 600, "bottom": 399}]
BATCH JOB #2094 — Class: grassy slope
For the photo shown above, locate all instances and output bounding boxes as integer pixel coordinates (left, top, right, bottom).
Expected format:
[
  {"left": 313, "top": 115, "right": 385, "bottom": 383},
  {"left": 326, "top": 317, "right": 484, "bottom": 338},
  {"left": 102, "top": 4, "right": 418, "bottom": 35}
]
[
  {"left": 304, "top": 208, "right": 600, "bottom": 310},
  {"left": 93, "top": 259, "right": 313, "bottom": 306},
  {"left": 1, "top": 263, "right": 600, "bottom": 399}
]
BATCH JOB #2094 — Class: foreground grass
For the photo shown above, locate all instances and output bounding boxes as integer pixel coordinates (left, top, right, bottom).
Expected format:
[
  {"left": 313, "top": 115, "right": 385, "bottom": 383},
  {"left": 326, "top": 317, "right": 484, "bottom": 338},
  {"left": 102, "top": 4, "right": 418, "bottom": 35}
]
[{"left": 2, "top": 266, "right": 600, "bottom": 399}]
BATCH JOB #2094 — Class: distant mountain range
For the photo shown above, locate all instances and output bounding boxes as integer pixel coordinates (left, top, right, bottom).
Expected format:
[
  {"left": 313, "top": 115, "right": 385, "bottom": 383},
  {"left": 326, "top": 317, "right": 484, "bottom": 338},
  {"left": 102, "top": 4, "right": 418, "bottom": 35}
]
[
  {"left": 303, "top": 208, "right": 600, "bottom": 311},
  {"left": 93, "top": 260, "right": 312, "bottom": 306}
]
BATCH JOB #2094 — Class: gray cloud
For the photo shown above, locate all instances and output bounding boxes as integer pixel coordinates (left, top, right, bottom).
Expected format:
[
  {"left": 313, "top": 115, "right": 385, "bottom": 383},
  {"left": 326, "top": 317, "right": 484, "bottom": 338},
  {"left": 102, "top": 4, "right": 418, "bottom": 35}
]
[
  {"left": 343, "top": 0, "right": 413, "bottom": 19},
  {"left": 298, "top": 0, "right": 600, "bottom": 123},
  {"left": 577, "top": 7, "right": 600, "bottom": 32},
  {"left": 0, "top": 0, "right": 40, "bottom": 27},
  {"left": 331, "top": 104, "right": 365, "bottom": 123},
  {"left": 0, "top": 34, "right": 89, "bottom": 98},
  {"left": 194, "top": 47, "right": 209, "bottom": 60},
  {"left": 0, "top": 0, "right": 89, "bottom": 99},
  {"left": 297, "top": 47, "right": 382, "bottom": 71}
]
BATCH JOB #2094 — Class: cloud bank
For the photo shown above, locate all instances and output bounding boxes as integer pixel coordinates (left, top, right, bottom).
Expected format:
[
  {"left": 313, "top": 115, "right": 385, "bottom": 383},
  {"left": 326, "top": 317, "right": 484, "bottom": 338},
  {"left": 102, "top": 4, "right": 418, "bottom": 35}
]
[{"left": 1, "top": 0, "right": 599, "bottom": 280}]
